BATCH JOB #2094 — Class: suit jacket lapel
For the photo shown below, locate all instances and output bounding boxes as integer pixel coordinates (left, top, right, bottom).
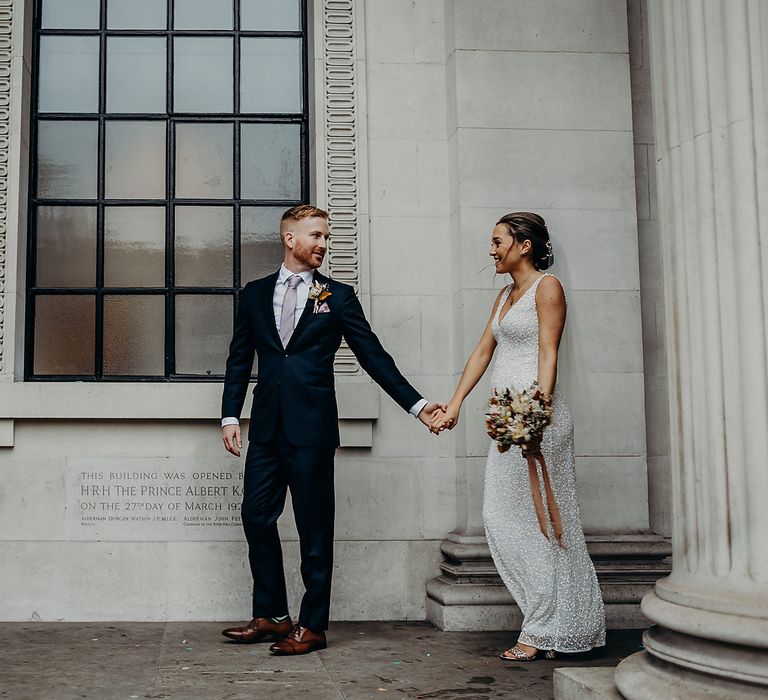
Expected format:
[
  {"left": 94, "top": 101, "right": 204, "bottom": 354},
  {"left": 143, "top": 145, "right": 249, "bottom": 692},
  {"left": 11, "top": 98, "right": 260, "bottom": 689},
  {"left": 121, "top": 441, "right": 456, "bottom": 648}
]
[{"left": 260, "top": 271, "right": 282, "bottom": 348}]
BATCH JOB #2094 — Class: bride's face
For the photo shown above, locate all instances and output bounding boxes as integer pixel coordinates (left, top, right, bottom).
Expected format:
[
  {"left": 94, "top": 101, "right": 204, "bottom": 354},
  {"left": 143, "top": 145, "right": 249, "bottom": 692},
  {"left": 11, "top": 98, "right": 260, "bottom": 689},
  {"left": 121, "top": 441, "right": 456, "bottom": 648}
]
[{"left": 489, "top": 224, "right": 518, "bottom": 273}]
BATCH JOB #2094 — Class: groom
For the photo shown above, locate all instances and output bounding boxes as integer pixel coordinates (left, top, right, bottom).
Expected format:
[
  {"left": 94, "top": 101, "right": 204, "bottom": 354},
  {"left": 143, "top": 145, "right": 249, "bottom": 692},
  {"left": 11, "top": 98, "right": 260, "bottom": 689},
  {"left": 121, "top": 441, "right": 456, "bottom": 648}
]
[{"left": 220, "top": 205, "right": 442, "bottom": 655}]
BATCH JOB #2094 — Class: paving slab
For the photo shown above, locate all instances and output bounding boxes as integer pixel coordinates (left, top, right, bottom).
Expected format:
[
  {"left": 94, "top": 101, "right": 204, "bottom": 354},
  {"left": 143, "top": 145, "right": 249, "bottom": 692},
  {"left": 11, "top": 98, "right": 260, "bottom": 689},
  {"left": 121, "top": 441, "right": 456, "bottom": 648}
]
[{"left": 0, "top": 621, "right": 642, "bottom": 700}]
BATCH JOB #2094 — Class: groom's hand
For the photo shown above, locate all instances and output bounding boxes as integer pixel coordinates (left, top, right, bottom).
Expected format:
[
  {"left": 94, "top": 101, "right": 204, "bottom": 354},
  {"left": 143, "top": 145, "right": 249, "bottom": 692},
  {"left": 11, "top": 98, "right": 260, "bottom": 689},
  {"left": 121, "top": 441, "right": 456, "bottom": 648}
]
[
  {"left": 222, "top": 424, "right": 243, "bottom": 457},
  {"left": 419, "top": 401, "right": 447, "bottom": 434}
]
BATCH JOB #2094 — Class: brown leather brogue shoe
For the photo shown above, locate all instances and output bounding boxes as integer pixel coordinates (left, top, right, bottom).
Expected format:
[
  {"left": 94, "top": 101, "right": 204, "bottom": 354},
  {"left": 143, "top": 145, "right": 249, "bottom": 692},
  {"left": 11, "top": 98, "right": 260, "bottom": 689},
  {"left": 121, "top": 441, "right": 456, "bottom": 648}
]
[
  {"left": 221, "top": 617, "right": 293, "bottom": 643},
  {"left": 269, "top": 624, "right": 327, "bottom": 655}
]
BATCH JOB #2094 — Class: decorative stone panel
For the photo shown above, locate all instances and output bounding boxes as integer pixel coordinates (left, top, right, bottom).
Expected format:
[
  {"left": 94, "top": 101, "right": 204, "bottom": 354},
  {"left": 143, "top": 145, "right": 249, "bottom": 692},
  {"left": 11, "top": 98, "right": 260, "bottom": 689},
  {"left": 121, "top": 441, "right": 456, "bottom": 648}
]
[
  {"left": 321, "top": 0, "right": 361, "bottom": 374},
  {"left": 0, "top": 0, "right": 11, "bottom": 374}
]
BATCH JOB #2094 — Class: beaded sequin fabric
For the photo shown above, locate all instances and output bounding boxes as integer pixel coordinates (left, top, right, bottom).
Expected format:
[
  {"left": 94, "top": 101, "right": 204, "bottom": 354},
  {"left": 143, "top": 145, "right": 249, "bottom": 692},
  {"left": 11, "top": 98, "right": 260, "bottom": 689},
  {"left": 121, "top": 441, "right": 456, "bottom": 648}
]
[{"left": 485, "top": 274, "right": 606, "bottom": 653}]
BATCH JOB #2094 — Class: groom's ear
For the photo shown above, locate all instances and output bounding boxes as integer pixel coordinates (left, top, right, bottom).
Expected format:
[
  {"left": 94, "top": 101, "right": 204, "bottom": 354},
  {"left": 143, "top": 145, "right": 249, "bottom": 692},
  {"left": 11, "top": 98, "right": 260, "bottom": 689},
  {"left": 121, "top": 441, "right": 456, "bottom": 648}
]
[{"left": 283, "top": 230, "right": 295, "bottom": 249}]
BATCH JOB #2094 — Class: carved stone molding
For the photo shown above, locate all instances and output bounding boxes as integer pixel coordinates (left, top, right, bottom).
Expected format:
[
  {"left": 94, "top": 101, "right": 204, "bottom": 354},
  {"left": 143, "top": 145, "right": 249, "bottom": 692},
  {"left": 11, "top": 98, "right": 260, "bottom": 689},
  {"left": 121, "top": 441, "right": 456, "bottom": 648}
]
[
  {"left": 0, "top": 0, "right": 12, "bottom": 375},
  {"left": 321, "top": 0, "right": 360, "bottom": 374}
]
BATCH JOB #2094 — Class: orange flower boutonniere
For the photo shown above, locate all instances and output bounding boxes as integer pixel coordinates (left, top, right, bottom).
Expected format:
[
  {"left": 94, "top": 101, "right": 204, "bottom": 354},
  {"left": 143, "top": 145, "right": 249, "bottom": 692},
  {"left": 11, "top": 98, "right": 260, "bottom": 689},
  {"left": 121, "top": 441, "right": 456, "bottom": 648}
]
[{"left": 308, "top": 280, "right": 332, "bottom": 313}]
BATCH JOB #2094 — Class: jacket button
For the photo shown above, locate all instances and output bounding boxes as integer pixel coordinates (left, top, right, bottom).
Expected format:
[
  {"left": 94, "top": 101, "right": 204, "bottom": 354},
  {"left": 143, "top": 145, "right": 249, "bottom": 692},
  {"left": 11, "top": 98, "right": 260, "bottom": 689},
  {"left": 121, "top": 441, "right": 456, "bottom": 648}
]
[{"left": 284, "top": 353, "right": 288, "bottom": 358}]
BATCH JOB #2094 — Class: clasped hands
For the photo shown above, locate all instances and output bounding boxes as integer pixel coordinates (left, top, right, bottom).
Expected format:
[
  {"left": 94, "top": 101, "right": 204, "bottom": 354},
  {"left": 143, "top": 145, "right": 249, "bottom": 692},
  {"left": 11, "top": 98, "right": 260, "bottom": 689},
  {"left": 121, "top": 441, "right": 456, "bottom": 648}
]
[{"left": 420, "top": 402, "right": 460, "bottom": 435}]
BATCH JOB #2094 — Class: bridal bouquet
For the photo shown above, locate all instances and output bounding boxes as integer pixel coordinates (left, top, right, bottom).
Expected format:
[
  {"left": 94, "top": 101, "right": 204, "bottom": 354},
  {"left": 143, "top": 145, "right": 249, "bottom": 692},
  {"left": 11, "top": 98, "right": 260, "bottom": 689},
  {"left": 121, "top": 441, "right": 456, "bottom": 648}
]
[
  {"left": 486, "top": 382, "right": 563, "bottom": 546},
  {"left": 486, "top": 382, "right": 552, "bottom": 453}
]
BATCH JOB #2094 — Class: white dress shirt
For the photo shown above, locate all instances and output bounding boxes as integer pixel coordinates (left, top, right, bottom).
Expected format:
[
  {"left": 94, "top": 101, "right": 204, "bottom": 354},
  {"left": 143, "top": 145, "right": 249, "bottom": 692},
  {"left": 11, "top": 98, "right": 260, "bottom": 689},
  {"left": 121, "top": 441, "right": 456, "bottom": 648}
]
[{"left": 222, "top": 265, "right": 427, "bottom": 427}]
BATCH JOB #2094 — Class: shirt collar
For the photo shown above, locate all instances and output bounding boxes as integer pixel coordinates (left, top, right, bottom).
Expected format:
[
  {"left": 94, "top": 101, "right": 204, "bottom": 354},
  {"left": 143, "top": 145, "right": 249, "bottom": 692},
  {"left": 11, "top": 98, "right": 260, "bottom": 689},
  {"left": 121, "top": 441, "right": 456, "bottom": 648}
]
[{"left": 278, "top": 264, "right": 314, "bottom": 287}]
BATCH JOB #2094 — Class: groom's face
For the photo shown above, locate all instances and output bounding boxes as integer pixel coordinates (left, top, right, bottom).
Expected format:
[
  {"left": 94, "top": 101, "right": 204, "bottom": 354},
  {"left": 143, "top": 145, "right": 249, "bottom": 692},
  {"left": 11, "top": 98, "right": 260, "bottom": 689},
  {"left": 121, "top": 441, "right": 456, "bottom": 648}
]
[{"left": 284, "top": 216, "right": 330, "bottom": 270}]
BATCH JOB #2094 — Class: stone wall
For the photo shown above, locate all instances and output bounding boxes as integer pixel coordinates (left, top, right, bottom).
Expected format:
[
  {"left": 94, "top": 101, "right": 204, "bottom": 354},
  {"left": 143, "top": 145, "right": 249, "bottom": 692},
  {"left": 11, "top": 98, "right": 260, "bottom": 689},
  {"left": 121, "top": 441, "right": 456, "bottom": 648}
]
[{"left": 0, "top": 0, "right": 661, "bottom": 621}]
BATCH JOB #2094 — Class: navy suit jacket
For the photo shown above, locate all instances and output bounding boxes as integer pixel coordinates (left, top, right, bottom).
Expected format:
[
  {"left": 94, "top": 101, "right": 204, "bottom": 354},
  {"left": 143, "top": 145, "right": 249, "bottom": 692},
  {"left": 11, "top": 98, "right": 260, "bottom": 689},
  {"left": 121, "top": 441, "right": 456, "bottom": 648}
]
[{"left": 221, "top": 270, "right": 422, "bottom": 448}]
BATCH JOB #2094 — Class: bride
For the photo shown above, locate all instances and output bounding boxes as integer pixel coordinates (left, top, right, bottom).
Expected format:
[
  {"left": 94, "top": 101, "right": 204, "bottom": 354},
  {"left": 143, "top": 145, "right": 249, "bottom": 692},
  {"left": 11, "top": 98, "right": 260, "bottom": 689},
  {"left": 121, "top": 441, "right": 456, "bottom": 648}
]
[{"left": 432, "top": 212, "right": 605, "bottom": 661}]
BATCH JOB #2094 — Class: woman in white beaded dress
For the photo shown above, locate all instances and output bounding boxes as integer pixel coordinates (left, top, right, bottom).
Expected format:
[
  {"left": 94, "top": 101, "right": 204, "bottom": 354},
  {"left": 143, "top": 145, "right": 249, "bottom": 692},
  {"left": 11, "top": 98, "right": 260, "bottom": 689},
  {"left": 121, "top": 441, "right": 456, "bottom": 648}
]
[{"left": 432, "top": 212, "right": 605, "bottom": 661}]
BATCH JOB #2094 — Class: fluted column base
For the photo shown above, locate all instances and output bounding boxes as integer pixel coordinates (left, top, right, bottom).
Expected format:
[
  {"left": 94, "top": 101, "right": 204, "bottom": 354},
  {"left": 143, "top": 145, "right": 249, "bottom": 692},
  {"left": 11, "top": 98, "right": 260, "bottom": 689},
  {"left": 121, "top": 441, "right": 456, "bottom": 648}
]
[{"left": 615, "top": 647, "right": 767, "bottom": 700}]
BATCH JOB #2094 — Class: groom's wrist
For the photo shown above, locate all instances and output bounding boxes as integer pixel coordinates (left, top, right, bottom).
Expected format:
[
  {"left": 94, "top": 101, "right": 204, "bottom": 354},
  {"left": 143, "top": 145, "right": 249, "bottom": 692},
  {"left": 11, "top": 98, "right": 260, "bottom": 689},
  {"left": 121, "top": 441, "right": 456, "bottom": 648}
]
[
  {"left": 221, "top": 417, "right": 240, "bottom": 428},
  {"left": 409, "top": 398, "right": 428, "bottom": 418}
]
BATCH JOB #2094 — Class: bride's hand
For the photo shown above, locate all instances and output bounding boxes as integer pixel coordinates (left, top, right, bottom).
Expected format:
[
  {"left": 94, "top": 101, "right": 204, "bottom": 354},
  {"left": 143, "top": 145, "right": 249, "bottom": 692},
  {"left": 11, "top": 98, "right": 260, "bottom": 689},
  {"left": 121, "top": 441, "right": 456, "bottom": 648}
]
[
  {"left": 522, "top": 435, "right": 543, "bottom": 457},
  {"left": 431, "top": 402, "right": 460, "bottom": 431}
]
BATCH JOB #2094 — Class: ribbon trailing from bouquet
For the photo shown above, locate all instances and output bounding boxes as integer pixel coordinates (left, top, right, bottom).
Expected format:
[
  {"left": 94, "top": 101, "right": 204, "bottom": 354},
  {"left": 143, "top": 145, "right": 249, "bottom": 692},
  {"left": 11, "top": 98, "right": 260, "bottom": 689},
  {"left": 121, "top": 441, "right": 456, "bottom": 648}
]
[{"left": 526, "top": 452, "right": 565, "bottom": 548}]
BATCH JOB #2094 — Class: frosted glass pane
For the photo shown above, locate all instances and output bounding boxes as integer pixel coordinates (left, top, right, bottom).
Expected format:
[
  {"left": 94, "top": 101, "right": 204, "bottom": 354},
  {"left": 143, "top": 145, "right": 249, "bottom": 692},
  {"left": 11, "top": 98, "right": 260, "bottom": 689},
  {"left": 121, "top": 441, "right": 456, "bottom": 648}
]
[
  {"left": 175, "top": 123, "right": 233, "bottom": 199},
  {"left": 174, "top": 0, "right": 232, "bottom": 29},
  {"left": 241, "top": 123, "right": 301, "bottom": 199},
  {"left": 241, "top": 38, "right": 302, "bottom": 113},
  {"left": 107, "top": 38, "right": 166, "bottom": 113},
  {"left": 174, "top": 38, "right": 233, "bottom": 113},
  {"left": 105, "top": 207, "right": 166, "bottom": 287},
  {"left": 37, "top": 121, "right": 98, "bottom": 199},
  {"left": 39, "top": 37, "right": 100, "bottom": 113},
  {"left": 108, "top": 0, "right": 167, "bottom": 29},
  {"left": 36, "top": 206, "right": 97, "bottom": 287},
  {"left": 240, "top": 207, "right": 284, "bottom": 283},
  {"left": 104, "top": 295, "right": 165, "bottom": 375},
  {"left": 175, "top": 295, "right": 232, "bottom": 375},
  {"left": 175, "top": 206, "right": 232, "bottom": 286},
  {"left": 105, "top": 121, "right": 166, "bottom": 199},
  {"left": 34, "top": 295, "right": 95, "bottom": 375},
  {"left": 241, "top": 0, "right": 300, "bottom": 31},
  {"left": 42, "top": 0, "right": 99, "bottom": 29}
]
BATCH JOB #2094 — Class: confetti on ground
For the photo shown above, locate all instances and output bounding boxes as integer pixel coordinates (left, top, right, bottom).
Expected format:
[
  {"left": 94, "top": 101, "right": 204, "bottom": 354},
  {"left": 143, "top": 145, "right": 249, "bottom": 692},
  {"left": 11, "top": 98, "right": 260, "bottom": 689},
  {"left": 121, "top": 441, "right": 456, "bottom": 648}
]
[{"left": 181, "top": 666, "right": 189, "bottom": 670}]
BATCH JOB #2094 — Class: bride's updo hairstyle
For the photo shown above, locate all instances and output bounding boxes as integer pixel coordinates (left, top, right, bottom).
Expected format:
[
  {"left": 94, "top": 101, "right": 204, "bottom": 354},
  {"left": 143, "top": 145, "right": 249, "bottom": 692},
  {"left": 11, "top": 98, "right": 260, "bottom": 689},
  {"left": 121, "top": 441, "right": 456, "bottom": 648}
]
[{"left": 496, "top": 212, "right": 554, "bottom": 270}]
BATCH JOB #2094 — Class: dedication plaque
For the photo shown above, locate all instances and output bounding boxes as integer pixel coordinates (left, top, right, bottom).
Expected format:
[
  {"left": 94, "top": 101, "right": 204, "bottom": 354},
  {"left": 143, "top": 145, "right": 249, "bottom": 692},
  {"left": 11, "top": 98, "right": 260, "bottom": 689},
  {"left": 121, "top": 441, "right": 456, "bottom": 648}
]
[{"left": 66, "top": 458, "right": 245, "bottom": 541}]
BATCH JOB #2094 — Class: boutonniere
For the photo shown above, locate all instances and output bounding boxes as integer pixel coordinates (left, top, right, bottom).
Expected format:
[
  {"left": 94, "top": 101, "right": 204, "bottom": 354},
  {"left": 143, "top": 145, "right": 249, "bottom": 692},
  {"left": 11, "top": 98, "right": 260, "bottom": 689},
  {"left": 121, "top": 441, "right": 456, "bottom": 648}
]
[{"left": 308, "top": 280, "right": 332, "bottom": 313}]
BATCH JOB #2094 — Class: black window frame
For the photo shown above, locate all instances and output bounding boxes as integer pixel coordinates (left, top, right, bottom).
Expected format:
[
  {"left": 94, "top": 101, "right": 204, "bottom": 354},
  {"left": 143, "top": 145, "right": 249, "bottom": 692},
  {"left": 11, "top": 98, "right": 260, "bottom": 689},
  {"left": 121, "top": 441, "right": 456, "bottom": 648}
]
[{"left": 25, "top": 0, "right": 310, "bottom": 382}]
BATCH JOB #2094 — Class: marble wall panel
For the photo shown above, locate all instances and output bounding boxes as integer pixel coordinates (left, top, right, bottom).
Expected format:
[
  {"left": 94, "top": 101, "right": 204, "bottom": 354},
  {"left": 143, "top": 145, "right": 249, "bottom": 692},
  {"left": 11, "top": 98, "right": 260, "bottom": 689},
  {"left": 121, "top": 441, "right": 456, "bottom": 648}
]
[
  {"left": 567, "top": 290, "right": 644, "bottom": 373},
  {"left": 366, "top": 63, "right": 447, "bottom": 141},
  {"left": 453, "top": 0, "right": 628, "bottom": 53},
  {"left": 364, "top": 0, "right": 446, "bottom": 65},
  {"left": 370, "top": 294, "right": 422, "bottom": 375},
  {"left": 368, "top": 216, "right": 451, "bottom": 295},
  {"left": 368, "top": 140, "right": 420, "bottom": 216},
  {"left": 371, "top": 374, "right": 455, "bottom": 460},
  {"left": 571, "top": 372, "right": 646, "bottom": 456},
  {"left": 575, "top": 456, "right": 650, "bottom": 531},
  {"left": 457, "top": 128, "right": 636, "bottom": 211},
  {"left": 0, "top": 541, "right": 168, "bottom": 620},
  {"left": 455, "top": 50, "right": 631, "bottom": 131}
]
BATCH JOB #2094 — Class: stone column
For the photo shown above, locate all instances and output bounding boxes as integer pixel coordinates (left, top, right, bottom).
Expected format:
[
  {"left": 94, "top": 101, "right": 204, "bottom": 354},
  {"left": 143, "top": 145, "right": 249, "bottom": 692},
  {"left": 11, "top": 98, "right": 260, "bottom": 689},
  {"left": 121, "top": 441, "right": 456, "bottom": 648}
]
[{"left": 613, "top": 1, "right": 768, "bottom": 697}]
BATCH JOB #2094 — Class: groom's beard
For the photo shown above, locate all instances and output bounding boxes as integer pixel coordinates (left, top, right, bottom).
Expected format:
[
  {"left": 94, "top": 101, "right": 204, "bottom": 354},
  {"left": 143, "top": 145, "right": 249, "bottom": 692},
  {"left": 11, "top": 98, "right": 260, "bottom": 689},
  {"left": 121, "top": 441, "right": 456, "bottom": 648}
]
[{"left": 294, "top": 244, "right": 325, "bottom": 269}]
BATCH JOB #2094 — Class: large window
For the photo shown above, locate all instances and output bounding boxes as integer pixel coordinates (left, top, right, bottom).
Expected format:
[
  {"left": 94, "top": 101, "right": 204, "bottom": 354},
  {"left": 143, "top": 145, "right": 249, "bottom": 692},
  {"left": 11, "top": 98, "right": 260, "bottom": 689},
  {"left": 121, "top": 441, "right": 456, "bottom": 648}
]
[{"left": 26, "top": 0, "right": 308, "bottom": 380}]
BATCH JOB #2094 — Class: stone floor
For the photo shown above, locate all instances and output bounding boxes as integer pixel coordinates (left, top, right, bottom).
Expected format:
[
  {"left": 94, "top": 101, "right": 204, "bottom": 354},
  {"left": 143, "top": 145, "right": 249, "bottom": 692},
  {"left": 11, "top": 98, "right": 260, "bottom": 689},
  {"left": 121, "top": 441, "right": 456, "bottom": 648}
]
[{"left": 0, "top": 622, "right": 642, "bottom": 700}]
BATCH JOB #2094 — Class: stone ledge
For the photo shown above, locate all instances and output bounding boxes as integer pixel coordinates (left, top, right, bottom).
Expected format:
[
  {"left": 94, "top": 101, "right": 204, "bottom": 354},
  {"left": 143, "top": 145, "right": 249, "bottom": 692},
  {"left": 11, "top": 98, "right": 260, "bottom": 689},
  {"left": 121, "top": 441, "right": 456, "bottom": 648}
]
[
  {"left": 0, "top": 378, "right": 380, "bottom": 420},
  {"left": 553, "top": 667, "right": 623, "bottom": 700}
]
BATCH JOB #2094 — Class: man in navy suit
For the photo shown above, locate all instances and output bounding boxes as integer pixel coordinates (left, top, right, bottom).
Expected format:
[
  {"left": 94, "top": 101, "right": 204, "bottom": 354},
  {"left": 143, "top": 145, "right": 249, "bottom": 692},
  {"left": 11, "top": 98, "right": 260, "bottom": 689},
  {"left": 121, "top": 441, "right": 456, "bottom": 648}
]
[{"left": 220, "top": 205, "right": 443, "bottom": 655}]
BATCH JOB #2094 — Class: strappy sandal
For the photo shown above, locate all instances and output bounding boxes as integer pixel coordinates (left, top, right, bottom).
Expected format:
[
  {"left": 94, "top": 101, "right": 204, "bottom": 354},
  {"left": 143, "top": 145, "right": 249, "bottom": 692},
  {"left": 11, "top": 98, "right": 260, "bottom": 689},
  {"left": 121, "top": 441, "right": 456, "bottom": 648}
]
[
  {"left": 500, "top": 645, "right": 539, "bottom": 661},
  {"left": 499, "top": 646, "right": 558, "bottom": 661}
]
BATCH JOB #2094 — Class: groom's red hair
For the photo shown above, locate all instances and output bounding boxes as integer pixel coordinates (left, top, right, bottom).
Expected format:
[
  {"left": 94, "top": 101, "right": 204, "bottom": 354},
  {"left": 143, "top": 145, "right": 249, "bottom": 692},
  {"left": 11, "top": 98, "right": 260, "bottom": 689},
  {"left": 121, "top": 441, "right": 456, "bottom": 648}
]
[{"left": 280, "top": 204, "right": 329, "bottom": 236}]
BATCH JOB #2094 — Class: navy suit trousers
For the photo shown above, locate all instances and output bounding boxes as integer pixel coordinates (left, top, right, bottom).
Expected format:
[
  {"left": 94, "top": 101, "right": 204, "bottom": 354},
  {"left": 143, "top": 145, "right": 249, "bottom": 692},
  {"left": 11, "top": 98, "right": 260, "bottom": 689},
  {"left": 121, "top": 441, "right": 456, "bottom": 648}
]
[{"left": 241, "top": 419, "right": 336, "bottom": 631}]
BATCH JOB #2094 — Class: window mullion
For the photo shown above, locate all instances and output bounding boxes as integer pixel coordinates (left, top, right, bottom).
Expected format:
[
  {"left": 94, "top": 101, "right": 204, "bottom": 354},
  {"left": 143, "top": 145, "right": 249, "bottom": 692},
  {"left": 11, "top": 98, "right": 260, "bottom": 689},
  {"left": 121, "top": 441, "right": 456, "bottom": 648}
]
[
  {"left": 165, "top": 0, "right": 175, "bottom": 379},
  {"left": 94, "top": 0, "right": 108, "bottom": 380}
]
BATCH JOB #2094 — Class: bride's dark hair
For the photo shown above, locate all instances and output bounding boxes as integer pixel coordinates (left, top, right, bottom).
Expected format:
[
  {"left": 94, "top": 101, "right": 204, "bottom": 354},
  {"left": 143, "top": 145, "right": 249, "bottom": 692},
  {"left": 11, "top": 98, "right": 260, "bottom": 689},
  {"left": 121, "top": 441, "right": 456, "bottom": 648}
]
[{"left": 496, "top": 212, "right": 554, "bottom": 271}]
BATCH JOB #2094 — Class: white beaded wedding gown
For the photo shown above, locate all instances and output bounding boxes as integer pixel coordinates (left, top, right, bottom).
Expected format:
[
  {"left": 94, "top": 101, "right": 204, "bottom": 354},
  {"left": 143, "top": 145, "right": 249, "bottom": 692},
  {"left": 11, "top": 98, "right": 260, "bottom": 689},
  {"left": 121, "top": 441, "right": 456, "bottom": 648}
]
[{"left": 484, "top": 274, "right": 605, "bottom": 652}]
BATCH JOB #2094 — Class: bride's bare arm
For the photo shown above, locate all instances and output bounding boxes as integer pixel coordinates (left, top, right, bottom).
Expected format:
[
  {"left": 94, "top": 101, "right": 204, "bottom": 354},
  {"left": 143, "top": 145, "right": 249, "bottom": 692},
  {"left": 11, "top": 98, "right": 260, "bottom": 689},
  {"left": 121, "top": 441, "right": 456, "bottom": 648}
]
[
  {"left": 431, "top": 288, "right": 506, "bottom": 430},
  {"left": 535, "top": 275, "right": 567, "bottom": 397}
]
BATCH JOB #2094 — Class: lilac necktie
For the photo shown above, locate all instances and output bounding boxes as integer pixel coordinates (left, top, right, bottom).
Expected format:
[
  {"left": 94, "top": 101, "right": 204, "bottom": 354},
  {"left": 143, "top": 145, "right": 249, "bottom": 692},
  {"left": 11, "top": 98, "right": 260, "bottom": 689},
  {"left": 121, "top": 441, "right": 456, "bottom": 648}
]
[{"left": 279, "top": 275, "right": 302, "bottom": 347}]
